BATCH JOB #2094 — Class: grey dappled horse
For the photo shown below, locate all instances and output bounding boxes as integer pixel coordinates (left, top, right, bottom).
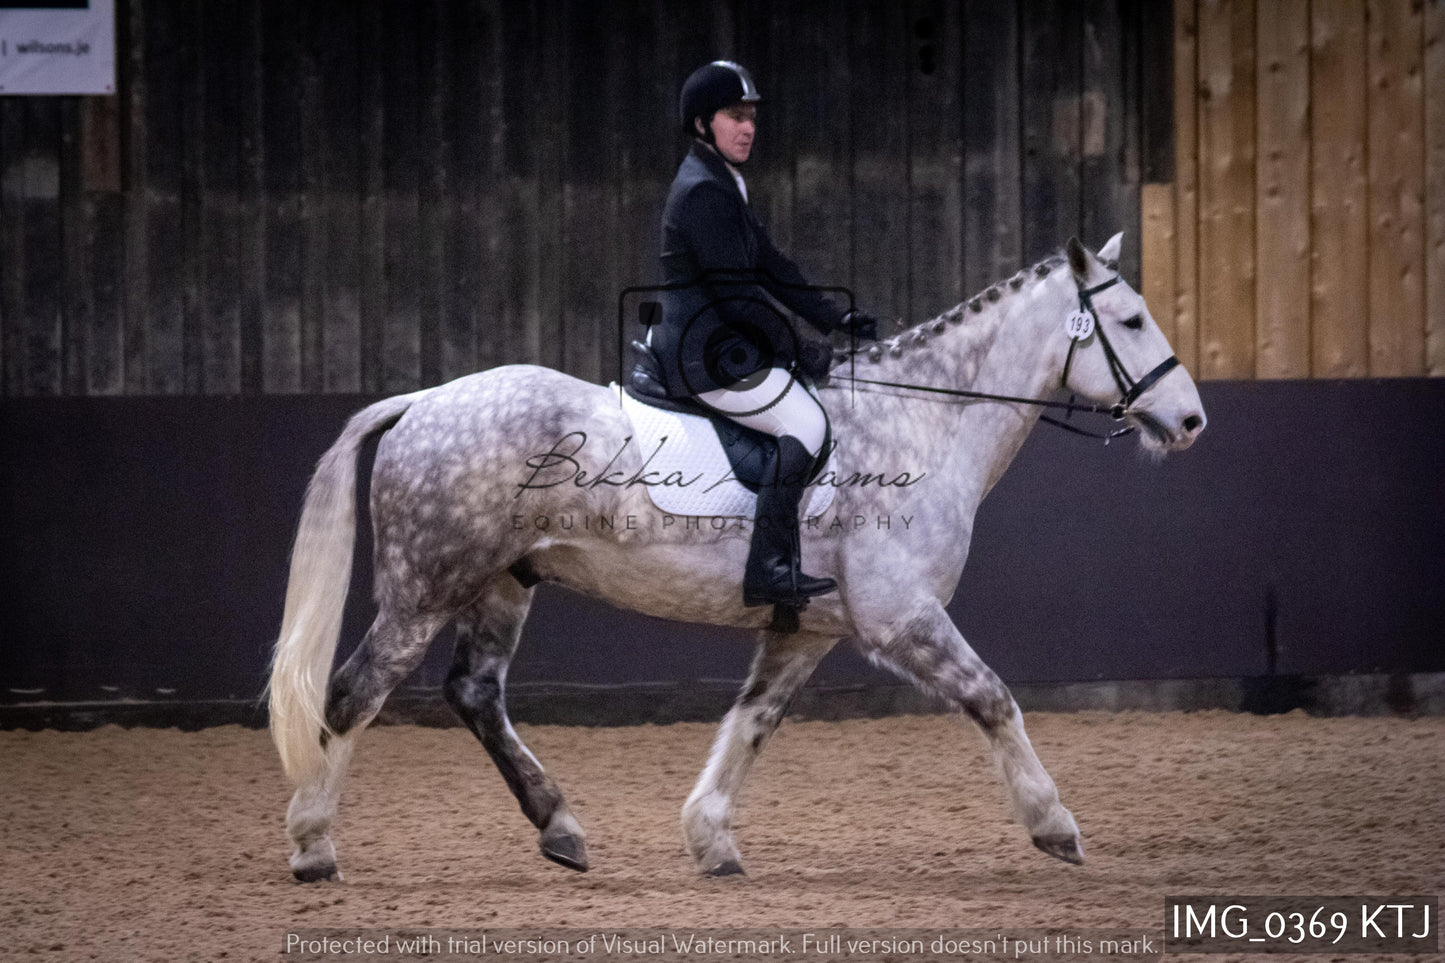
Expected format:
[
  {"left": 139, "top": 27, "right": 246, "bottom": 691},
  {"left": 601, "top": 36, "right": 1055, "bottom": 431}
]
[{"left": 269, "top": 235, "right": 1206, "bottom": 882}]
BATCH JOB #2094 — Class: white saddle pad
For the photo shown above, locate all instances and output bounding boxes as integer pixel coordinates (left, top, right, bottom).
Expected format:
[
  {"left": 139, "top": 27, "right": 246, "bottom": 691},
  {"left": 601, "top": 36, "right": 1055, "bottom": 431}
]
[{"left": 614, "top": 385, "right": 837, "bottom": 519}]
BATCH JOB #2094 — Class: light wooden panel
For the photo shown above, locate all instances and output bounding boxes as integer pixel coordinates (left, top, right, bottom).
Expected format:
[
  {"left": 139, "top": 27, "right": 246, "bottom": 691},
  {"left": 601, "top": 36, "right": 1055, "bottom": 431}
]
[
  {"left": 1310, "top": 0, "right": 1370, "bottom": 376},
  {"left": 1366, "top": 0, "right": 1426, "bottom": 376},
  {"left": 1197, "top": 0, "right": 1257, "bottom": 379},
  {"left": 1255, "top": 0, "right": 1311, "bottom": 378},
  {"left": 1172, "top": 0, "right": 1201, "bottom": 373},
  {"left": 1426, "top": 0, "right": 1445, "bottom": 376},
  {"left": 1142, "top": 183, "right": 1177, "bottom": 344}
]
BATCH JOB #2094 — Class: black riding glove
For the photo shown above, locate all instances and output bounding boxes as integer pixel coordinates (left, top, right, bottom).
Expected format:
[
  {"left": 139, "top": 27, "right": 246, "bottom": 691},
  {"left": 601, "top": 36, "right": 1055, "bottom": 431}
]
[{"left": 836, "top": 309, "right": 882, "bottom": 342}]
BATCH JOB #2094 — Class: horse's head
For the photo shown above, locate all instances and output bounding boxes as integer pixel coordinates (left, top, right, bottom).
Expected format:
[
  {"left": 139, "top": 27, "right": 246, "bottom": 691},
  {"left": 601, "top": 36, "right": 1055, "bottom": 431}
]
[{"left": 1058, "top": 234, "right": 1206, "bottom": 454}]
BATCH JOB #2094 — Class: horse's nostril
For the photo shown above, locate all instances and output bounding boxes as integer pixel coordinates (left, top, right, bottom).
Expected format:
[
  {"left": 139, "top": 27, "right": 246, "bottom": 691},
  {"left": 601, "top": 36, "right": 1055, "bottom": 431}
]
[{"left": 1183, "top": 414, "right": 1203, "bottom": 433}]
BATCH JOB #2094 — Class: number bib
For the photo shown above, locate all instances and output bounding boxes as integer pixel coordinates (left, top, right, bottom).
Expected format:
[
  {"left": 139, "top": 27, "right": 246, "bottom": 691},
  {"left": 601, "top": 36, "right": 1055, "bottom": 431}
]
[{"left": 1065, "top": 310, "right": 1095, "bottom": 341}]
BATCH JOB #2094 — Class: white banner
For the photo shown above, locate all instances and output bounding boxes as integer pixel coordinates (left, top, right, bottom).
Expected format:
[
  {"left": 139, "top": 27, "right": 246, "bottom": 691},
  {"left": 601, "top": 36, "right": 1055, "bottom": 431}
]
[{"left": 0, "top": 0, "right": 115, "bottom": 96}]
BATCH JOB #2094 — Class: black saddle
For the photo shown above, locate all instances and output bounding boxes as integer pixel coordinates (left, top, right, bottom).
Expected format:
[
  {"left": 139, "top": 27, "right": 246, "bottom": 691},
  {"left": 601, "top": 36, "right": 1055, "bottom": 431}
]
[{"left": 624, "top": 340, "right": 830, "bottom": 493}]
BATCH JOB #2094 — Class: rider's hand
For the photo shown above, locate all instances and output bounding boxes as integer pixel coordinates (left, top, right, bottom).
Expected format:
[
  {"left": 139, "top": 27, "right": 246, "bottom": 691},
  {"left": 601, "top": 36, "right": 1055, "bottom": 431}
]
[{"left": 837, "top": 310, "right": 882, "bottom": 342}]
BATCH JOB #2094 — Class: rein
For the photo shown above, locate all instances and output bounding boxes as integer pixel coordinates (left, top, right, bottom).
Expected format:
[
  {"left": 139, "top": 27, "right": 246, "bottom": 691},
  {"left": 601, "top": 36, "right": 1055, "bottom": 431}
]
[{"left": 830, "top": 275, "right": 1180, "bottom": 444}]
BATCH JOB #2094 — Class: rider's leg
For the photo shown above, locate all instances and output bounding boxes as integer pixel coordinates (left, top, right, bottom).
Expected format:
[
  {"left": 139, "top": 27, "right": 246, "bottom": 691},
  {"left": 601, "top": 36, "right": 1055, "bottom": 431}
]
[
  {"left": 695, "top": 367, "right": 827, "bottom": 454},
  {"left": 696, "top": 369, "right": 833, "bottom": 606}
]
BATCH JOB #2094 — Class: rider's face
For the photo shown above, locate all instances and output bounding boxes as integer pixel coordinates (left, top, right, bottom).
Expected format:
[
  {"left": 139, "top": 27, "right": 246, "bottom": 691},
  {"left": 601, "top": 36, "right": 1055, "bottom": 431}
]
[{"left": 708, "top": 104, "right": 756, "bottom": 164}]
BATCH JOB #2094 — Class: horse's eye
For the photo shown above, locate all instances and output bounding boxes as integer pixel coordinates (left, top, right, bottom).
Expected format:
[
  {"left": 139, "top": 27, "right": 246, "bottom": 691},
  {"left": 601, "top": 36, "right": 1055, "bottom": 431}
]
[{"left": 1123, "top": 315, "right": 1143, "bottom": 330}]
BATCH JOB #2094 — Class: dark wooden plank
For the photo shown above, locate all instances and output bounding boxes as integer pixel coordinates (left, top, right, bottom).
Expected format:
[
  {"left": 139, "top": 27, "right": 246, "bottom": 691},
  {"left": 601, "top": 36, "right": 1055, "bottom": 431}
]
[
  {"left": 1140, "top": 0, "right": 1175, "bottom": 184},
  {"left": 1081, "top": 0, "right": 1138, "bottom": 283},
  {"left": 122, "top": 0, "right": 149, "bottom": 394},
  {"left": 78, "top": 96, "right": 123, "bottom": 395},
  {"left": 142, "top": 0, "right": 187, "bottom": 394},
  {"left": 415, "top": 0, "right": 445, "bottom": 388},
  {"left": 532, "top": 0, "right": 566, "bottom": 373},
  {"left": 597, "top": 0, "right": 630, "bottom": 385},
  {"left": 851, "top": 0, "right": 910, "bottom": 319},
  {"left": 962, "top": 0, "right": 1023, "bottom": 296},
  {"left": 199, "top": 0, "right": 242, "bottom": 394},
  {"left": 22, "top": 100, "right": 64, "bottom": 396},
  {"left": 357, "top": 0, "right": 386, "bottom": 393},
  {"left": 80, "top": 95, "right": 122, "bottom": 194},
  {"left": 440, "top": 0, "right": 485, "bottom": 383},
  {"left": 297, "top": 1, "right": 327, "bottom": 393},
  {"left": 236, "top": 0, "right": 265, "bottom": 394},
  {"left": 781, "top": 0, "right": 853, "bottom": 314},
  {"left": 179, "top": 2, "right": 204, "bottom": 394},
  {"left": 606, "top": 0, "right": 644, "bottom": 380},
  {"left": 907, "top": 0, "right": 964, "bottom": 320},
  {"left": 470, "top": 0, "right": 508, "bottom": 375},
  {"left": 757, "top": 0, "right": 797, "bottom": 258},
  {"left": 87, "top": 188, "right": 126, "bottom": 395},
  {"left": 261, "top": 0, "right": 303, "bottom": 392},
  {"left": 1020, "top": 0, "right": 1084, "bottom": 264},
  {"left": 59, "top": 99, "right": 89, "bottom": 396},
  {"left": 497, "top": 2, "right": 538, "bottom": 368},
  {"left": 315, "top": 0, "right": 361, "bottom": 392},
  {"left": 1, "top": 101, "right": 26, "bottom": 395},
  {"left": 609, "top": 0, "right": 673, "bottom": 379},
  {"left": 560, "top": 0, "right": 614, "bottom": 385},
  {"left": 378, "top": 0, "right": 422, "bottom": 391}
]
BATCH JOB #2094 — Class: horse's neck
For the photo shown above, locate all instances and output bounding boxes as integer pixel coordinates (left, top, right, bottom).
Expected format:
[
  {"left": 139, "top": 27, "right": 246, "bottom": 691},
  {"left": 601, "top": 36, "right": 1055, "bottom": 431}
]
[
  {"left": 953, "top": 285, "right": 1058, "bottom": 495},
  {"left": 864, "top": 278, "right": 1061, "bottom": 504}
]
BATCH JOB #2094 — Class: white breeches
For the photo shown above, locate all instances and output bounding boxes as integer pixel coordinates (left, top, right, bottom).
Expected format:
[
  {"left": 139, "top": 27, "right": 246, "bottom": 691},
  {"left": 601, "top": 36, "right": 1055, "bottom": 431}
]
[{"left": 696, "top": 368, "right": 827, "bottom": 455}]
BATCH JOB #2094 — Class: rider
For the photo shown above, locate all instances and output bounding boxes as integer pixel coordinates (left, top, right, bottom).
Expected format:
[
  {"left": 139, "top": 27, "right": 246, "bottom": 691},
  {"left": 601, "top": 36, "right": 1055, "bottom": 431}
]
[{"left": 651, "top": 60, "right": 882, "bottom": 610}]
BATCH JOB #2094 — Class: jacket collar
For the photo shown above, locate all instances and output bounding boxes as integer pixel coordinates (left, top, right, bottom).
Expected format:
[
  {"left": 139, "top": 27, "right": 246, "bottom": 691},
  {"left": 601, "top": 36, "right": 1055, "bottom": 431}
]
[{"left": 689, "top": 140, "right": 746, "bottom": 201}]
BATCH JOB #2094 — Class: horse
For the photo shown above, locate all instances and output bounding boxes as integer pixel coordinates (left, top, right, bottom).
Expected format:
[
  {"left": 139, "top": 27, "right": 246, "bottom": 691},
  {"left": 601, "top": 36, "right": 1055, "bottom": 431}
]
[{"left": 268, "top": 234, "right": 1206, "bottom": 882}]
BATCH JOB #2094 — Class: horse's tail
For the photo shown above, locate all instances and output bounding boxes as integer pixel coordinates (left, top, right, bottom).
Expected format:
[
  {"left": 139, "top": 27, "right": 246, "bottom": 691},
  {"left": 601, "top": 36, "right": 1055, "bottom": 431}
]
[{"left": 267, "top": 390, "right": 427, "bottom": 786}]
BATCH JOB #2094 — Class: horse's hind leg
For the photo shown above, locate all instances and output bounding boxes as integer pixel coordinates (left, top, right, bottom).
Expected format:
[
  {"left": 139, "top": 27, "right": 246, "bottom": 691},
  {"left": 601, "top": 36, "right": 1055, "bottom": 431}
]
[
  {"left": 443, "top": 575, "right": 589, "bottom": 872},
  {"left": 682, "top": 630, "right": 837, "bottom": 876},
  {"left": 860, "top": 600, "right": 1083, "bottom": 865},
  {"left": 286, "top": 607, "right": 448, "bottom": 882}
]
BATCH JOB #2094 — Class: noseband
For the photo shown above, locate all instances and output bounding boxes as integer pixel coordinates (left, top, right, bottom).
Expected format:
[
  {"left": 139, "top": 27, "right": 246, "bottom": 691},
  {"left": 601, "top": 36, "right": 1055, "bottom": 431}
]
[{"left": 1061, "top": 276, "right": 1180, "bottom": 421}]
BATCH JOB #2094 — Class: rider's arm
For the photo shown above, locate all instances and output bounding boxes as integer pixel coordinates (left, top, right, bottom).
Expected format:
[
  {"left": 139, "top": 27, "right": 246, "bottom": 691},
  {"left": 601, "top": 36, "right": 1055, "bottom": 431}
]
[{"left": 752, "top": 223, "right": 847, "bottom": 334}]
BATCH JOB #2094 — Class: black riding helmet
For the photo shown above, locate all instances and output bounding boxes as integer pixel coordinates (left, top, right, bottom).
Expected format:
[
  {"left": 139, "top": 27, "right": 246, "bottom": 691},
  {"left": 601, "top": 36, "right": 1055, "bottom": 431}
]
[{"left": 679, "top": 61, "right": 761, "bottom": 143}]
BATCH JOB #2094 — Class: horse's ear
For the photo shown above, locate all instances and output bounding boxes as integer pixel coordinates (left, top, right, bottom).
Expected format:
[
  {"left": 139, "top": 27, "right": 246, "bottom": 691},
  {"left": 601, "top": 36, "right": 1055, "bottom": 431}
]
[
  {"left": 1065, "top": 236, "right": 1093, "bottom": 281},
  {"left": 1097, "top": 232, "right": 1123, "bottom": 265}
]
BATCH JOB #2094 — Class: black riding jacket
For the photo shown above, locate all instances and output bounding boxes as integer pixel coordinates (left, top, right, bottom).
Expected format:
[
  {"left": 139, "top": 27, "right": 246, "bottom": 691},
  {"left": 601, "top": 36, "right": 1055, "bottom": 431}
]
[{"left": 651, "top": 141, "right": 846, "bottom": 397}]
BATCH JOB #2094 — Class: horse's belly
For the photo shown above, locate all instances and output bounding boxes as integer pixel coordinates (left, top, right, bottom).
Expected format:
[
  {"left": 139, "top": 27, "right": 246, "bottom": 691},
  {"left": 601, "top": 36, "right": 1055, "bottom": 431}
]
[{"left": 530, "top": 536, "right": 771, "bottom": 628}]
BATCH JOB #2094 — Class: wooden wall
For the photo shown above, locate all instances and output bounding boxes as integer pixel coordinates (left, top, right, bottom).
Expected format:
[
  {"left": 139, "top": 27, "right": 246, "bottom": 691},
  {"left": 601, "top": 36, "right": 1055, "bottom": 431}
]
[
  {"left": 1147, "top": 0, "right": 1445, "bottom": 380},
  {"left": 2, "top": 1, "right": 1180, "bottom": 398}
]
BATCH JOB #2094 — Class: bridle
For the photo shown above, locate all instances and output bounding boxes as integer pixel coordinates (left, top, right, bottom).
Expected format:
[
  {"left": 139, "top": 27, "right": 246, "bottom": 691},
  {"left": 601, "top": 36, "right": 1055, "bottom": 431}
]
[
  {"left": 1060, "top": 275, "right": 1180, "bottom": 423},
  {"left": 829, "top": 275, "right": 1181, "bottom": 444}
]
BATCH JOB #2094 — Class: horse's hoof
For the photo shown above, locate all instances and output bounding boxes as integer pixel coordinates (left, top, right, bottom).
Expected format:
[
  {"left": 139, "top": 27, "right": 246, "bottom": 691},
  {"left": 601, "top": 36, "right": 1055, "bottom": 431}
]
[
  {"left": 704, "top": 859, "right": 745, "bottom": 878},
  {"left": 1032, "top": 834, "right": 1085, "bottom": 865},
  {"left": 540, "top": 833, "right": 590, "bottom": 872},
  {"left": 292, "top": 863, "right": 342, "bottom": 883}
]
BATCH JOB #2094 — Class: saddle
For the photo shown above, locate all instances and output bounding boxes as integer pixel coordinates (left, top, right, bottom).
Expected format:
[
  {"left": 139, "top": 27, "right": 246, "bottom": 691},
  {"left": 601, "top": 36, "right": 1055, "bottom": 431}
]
[
  {"left": 624, "top": 340, "right": 833, "bottom": 492},
  {"left": 619, "top": 341, "right": 837, "bottom": 519}
]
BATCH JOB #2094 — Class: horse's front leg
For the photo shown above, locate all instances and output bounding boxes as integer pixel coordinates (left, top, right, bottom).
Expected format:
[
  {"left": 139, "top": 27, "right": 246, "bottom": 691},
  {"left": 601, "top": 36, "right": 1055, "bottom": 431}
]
[
  {"left": 859, "top": 600, "right": 1083, "bottom": 864},
  {"left": 682, "top": 630, "right": 837, "bottom": 876}
]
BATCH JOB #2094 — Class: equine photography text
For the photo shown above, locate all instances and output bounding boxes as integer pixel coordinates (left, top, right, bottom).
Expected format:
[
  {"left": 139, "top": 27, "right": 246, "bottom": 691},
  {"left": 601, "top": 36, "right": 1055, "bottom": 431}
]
[{"left": 511, "top": 512, "right": 917, "bottom": 534}]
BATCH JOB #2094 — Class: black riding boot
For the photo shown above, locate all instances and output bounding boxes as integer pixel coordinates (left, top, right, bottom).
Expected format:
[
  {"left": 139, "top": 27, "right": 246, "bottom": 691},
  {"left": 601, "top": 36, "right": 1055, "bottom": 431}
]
[{"left": 742, "top": 436, "right": 837, "bottom": 607}]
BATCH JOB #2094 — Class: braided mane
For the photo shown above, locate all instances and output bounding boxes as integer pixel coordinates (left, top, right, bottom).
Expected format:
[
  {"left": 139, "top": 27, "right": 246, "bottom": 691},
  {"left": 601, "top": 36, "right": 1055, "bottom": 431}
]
[{"left": 837, "top": 252, "right": 1072, "bottom": 367}]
